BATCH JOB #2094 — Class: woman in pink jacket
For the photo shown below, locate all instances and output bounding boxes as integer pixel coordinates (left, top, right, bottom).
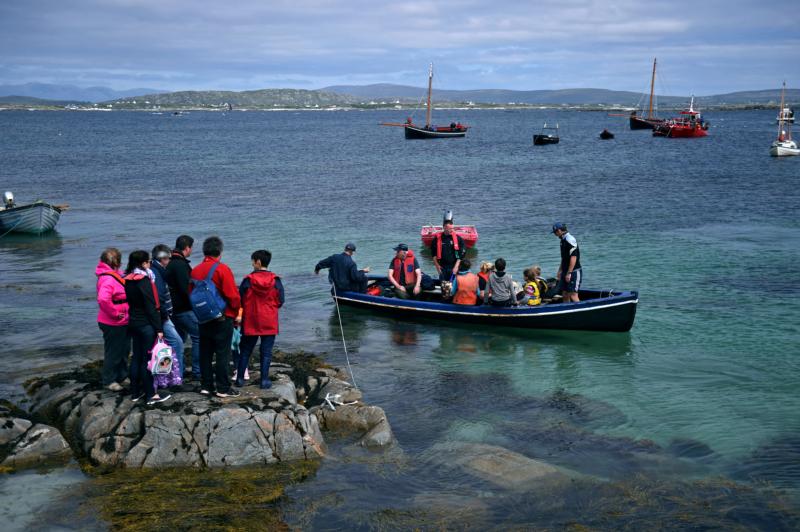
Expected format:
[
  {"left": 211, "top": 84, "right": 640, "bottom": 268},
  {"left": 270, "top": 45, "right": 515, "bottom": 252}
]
[{"left": 96, "top": 248, "right": 131, "bottom": 391}]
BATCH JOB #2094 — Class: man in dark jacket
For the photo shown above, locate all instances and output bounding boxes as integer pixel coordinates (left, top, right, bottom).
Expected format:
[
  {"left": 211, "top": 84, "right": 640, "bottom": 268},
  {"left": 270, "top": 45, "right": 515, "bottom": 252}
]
[
  {"left": 165, "top": 234, "right": 200, "bottom": 380},
  {"left": 151, "top": 244, "right": 185, "bottom": 378},
  {"left": 190, "top": 236, "right": 241, "bottom": 398},
  {"left": 431, "top": 220, "right": 465, "bottom": 281},
  {"left": 314, "top": 242, "right": 370, "bottom": 293}
]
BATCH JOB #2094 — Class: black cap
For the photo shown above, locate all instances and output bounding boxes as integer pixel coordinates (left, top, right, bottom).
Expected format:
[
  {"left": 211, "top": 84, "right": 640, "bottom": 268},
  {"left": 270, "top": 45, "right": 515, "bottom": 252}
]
[
  {"left": 344, "top": 242, "right": 356, "bottom": 251},
  {"left": 393, "top": 243, "right": 408, "bottom": 251}
]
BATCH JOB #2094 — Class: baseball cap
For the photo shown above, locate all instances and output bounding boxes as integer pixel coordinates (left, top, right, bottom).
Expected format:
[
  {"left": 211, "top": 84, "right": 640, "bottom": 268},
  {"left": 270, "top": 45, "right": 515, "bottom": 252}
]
[
  {"left": 344, "top": 242, "right": 356, "bottom": 251},
  {"left": 552, "top": 222, "right": 566, "bottom": 233},
  {"left": 393, "top": 243, "right": 408, "bottom": 251}
]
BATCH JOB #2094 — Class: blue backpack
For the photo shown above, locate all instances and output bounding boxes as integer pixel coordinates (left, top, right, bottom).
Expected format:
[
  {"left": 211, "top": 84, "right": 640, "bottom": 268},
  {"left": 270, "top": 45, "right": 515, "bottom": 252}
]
[{"left": 190, "top": 262, "right": 227, "bottom": 323}]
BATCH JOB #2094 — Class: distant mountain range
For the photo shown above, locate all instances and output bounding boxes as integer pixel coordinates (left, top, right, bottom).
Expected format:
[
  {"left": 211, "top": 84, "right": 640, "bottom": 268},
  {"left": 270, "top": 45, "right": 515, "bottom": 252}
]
[
  {"left": 0, "top": 82, "right": 796, "bottom": 109},
  {"left": 0, "top": 83, "right": 166, "bottom": 103}
]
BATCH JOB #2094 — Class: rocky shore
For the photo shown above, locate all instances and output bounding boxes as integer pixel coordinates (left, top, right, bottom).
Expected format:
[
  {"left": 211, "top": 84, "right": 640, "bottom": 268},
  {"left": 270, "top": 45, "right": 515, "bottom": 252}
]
[{"left": 1, "top": 351, "right": 394, "bottom": 470}]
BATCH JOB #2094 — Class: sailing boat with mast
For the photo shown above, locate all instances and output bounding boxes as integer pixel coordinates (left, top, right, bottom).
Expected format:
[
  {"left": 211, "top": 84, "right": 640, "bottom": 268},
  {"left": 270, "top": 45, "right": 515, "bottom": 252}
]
[
  {"left": 630, "top": 58, "right": 665, "bottom": 130},
  {"left": 382, "top": 64, "right": 469, "bottom": 139},
  {"left": 770, "top": 81, "right": 799, "bottom": 157}
]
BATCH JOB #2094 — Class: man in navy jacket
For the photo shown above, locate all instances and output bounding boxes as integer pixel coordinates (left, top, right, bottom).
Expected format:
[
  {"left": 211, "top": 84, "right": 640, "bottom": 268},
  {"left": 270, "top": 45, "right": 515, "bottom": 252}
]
[{"left": 314, "top": 242, "right": 370, "bottom": 293}]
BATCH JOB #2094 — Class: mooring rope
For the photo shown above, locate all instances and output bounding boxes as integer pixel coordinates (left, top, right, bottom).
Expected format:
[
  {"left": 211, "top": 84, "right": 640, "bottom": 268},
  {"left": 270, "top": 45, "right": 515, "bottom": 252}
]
[
  {"left": 0, "top": 217, "right": 24, "bottom": 239},
  {"left": 329, "top": 282, "right": 358, "bottom": 390}
]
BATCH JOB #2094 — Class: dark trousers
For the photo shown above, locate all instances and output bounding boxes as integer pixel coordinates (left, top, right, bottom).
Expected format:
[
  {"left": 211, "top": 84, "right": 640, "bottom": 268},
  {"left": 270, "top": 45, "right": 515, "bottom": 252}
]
[
  {"left": 199, "top": 317, "right": 233, "bottom": 393},
  {"left": 99, "top": 323, "right": 130, "bottom": 386},
  {"left": 129, "top": 324, "right": 156, "bottom": 400},
  {"left": 235, "top": 334, "right": 275, "bottom": 389},
  {"left": 438, "top": 266, "right": 456, "bottom": 282}
]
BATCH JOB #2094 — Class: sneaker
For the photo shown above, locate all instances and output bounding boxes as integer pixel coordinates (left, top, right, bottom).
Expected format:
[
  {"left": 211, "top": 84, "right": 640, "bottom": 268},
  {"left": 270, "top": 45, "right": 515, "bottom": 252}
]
[
  {"left": 232, "top": 370, "right": 238, "bottom": 381},
  {"left": 131, "top": 393, "right": 145, "bottom": 403},
  {"left": 260, "top": 381, "right": 272, "bottom": 390},
  {"left": 146, "top": 394, "right": 172, "bottom": 405},
  {"left": 199, "top": 389, "right": 212, "bottom": 396},
  {"left": 244, "top": 369, "right": 250, "bottom": 381},
  {"left": 107, "top": 382, "right": 123, "bottom": 392},
  {"left": 215, "top": 389, "right": 241, "bottom": 398}
]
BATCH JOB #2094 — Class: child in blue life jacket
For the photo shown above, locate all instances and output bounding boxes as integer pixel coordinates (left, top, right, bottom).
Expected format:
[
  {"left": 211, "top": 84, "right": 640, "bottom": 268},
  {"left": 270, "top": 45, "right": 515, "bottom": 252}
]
[{"left": 234, "top": 250, "right": 285, "bottom": 389}]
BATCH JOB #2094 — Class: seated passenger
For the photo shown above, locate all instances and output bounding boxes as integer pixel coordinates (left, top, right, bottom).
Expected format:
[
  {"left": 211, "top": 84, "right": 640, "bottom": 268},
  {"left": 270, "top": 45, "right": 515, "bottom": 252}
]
[
  {"left": 451, "top": 259, "right": 480, "bottom": 306},
  {"left": 477, "top": 261, "right": 494, "bottom": 302},
  {"left": 486, "top": 258, "right": 517, "bottom": 307},
  {"left": 388, "top": 243, "right": 421, "bottom": 299},
  {"left": 522, "top": 265, "right": 546, "bottom": 306}
]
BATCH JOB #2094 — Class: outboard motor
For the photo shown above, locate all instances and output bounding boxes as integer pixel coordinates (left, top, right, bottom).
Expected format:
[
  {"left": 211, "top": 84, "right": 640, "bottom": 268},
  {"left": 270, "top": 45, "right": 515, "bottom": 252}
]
[
  {"left": 3, "top": 191, "right": 14, "bottom": 209},
  {"left": 443, "top": 209, "right": 453, "bottom": 224}
]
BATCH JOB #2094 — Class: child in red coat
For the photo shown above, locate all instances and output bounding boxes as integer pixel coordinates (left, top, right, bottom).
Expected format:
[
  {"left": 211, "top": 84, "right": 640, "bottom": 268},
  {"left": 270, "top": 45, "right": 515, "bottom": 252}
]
[{"left": 235, "top": 250, "right": 284, "bottom": 389}]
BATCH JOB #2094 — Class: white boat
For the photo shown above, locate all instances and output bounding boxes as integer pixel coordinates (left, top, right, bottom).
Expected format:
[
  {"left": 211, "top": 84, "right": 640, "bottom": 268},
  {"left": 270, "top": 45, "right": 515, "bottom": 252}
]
[
  {"left": 0, "top": 192, "right": 65, "bottom": 234},
  {"left": 776, "top": 107, "right": 794, "bottom": 124},
  {"left": 770, "top": 82, "right": 800, "bottom": 157}
]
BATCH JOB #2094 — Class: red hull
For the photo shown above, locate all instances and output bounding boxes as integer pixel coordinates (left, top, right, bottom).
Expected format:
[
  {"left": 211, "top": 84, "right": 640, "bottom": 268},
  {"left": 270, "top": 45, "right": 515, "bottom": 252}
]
[
  {"left": 421, "top": 225, "right": 479, "bottom": 248},
  {"left": 653, "top": 123, "right": 708, "bottom": 138}
]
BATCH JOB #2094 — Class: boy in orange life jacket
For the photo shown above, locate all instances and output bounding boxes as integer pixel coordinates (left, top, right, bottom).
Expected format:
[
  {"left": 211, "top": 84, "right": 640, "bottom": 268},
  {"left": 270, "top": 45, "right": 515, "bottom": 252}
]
[
  {"left": 234, "top": 250, "right": 284, "bottom": 389},
  {"left": 388, "top": 243, "right": 422, "bottom": 299},
  {"left": 450, "top": 259, "right": 481, "bottom": 305}
]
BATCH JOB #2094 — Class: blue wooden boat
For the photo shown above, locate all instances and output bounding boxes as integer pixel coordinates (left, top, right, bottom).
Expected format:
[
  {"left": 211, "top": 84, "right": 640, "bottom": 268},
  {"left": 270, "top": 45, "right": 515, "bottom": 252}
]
[
  {"left": 0, "top": 201, "right": 64, "bottom": 235},
  {"left": 333, "top": 277, "right": 638, "bottom": 332}
]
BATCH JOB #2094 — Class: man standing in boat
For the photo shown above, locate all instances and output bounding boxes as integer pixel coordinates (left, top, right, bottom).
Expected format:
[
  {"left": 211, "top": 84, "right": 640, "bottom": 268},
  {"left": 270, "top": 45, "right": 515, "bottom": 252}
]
[
  {"left": 388, "top": 243, "right": 421, "bottom": 299},
  {"left": 432, "top": 220, "right": 465, "bottom": 282},
  {"left": 552, "top": 222, "right": 581, "bottom": 303},
  {"left": 315, "top": 242, "right": 370, "bottom": 293}
]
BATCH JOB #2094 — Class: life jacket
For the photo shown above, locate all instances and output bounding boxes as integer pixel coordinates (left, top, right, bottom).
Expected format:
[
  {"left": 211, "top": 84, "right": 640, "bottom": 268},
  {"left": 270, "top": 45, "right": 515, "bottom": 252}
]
[
  {"left": 125, "top": 272, "right": 160, "bottom": 310},
  {"left": 477, "top": 271, "right": 489, "bottom": 283},
  {"left": 435, "top": 231, "right": 460, "bottom": 260},
  {"left": 524, "top": 281, "right": 541, "bottom": 306},
  {"left": 100, "top": 271, "right": 127, "bottom": 304},
  {"left": 391, "top": 250, "right": 418, "bottom": 287},
  {"left": 453, "top": 272, "right": 479, "bottom": 305},
  {"left": 242, "top": 270, "right": 280, "bottom": 336}
]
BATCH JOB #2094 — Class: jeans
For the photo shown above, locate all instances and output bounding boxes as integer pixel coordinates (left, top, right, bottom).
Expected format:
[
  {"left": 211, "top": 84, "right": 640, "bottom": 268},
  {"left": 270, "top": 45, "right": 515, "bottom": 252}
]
[
  {"left": 438, "top": 267, "right": 456, "bottom": 282},
  {"left": 198, "top": 317, "right": 234, "bottom": 393},
  {"left": 172, "top": 310, "right": 200, "bottom": 378},
  {"left": 236, "top": 334, "right": 275, "bottom": 389},
  {"left": 161, "top": 318, "right": 185, "bottom": 377},
  {"left": 129, "top": 323, "right": 156, "bottom": 400},
  {"left": 99, "top": 323, "right": 130, "bottom": 385}
]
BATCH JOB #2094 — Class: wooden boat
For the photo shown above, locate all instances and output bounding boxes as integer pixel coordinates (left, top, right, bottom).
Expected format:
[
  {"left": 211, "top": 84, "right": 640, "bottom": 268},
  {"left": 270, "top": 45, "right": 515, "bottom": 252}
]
[
  {"left": 533, "top": 123, "right": 560, "bottom": 145},
  {"left": 334, "top": 277, "right": 638, "bottom": 332},
  {"left": 630, "top": 58, "right": 666, "bottom": 130},
  {"left": 381, "top": 64, "right": 468, "bottom": 139},
  {"left": 770, "top": 82, "right": 799, "bottom": 157},
  {"left": 0, "top": 200, "right": 64, "bottom": 234},
  {"left": 652, "top": 97, "right": 709, "bottom": 138},
  {"left": 599, "top": 129, "right": 615, "bottom": 140},
  {"left": 420, "top": 225, "right": 479, "bottom": 248}
]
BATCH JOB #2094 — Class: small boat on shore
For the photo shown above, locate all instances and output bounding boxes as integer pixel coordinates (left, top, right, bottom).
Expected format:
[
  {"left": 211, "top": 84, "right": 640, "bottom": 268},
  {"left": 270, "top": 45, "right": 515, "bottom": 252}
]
[
  {"left": 652, "top": 97, "right": 709, "bottom": 138},
  {"left": 771, "top": 81, "right": 799, "bottom": 157},
  {"left": 334, "top": 277, "right": 638, "bottom": 332},
  {"left": 0, "top": 192, "right": 66, "bottom": 235},
  {"left": 533, "top": 123, "right": 560, "bottom": 145}
]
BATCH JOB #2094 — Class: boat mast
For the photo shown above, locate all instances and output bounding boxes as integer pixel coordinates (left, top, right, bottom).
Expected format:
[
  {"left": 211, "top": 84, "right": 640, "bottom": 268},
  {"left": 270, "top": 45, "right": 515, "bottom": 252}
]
[
  {"left": 777, "top": 81, "right": 788, "bottom": 140},
  {"left": 425, "top": 63, "right": 433, "bottom": 128},
  {"left": 647, "top": 57, "right": 657, "bottom": 119}
]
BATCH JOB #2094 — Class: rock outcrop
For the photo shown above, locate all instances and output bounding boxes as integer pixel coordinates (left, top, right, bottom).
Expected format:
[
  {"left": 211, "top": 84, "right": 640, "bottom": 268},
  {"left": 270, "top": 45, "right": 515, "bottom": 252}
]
[{"left": 0, "top": 405, "right": 71, "bottom": 469}]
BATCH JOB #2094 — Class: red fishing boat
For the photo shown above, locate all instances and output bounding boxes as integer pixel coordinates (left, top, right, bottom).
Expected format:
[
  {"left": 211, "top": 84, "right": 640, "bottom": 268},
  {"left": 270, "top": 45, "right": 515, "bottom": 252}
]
[
  {"left": 652, "top": 97, "right": 709, "bottom": 138},
  {"left": 420, "top": 224, "right": 479, "bottom": 248}
]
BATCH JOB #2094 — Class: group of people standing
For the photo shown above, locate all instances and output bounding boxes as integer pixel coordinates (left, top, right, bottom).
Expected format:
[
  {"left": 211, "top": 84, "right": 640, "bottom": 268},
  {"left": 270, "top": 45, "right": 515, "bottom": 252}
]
[
  {"left": 95, "top": 235, "right": 283, "bottom": 405},
  {"left": 314, "top": 220, "right": 583, "bottom": 306}
]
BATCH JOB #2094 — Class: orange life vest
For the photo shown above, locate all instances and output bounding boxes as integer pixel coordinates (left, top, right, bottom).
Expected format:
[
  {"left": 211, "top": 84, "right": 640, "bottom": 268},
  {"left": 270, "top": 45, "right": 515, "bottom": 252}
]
[
  {"left": 435, "top": 232, "right": 460, "bottom": 260},
  {"left": 391, "top": 250, "right": 418, "bottom": 286},
  {"left": 453, "top": 272, "right": 479, "bottom": 305}
]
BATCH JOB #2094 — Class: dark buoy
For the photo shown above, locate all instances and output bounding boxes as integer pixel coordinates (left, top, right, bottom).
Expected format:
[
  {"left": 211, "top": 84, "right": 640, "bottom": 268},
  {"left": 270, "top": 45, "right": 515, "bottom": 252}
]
[{"left": 600, "top": 129, "right": 614, "bottom": 140}]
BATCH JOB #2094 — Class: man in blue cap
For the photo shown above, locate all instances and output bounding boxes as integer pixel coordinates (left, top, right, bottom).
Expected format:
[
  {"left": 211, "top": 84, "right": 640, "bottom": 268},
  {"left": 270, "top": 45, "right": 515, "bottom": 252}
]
[
  {"left": 552, "top": 222, "right": 582, "bottom": 302},
  {"left": 315, "top": 242, "right": 370, "bottom": 293}
]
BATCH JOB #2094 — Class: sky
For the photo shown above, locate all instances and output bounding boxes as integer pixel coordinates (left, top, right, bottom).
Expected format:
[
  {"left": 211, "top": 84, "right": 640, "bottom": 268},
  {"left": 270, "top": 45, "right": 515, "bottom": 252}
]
[{"left": 1, "top": 0, "right": 797, "bottom": 95}]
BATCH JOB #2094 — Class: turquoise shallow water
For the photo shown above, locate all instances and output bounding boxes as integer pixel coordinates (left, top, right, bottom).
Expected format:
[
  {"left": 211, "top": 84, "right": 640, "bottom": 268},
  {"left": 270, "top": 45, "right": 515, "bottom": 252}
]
[{"left": 0, "top": 108, "right": 798, "bottom": 527}]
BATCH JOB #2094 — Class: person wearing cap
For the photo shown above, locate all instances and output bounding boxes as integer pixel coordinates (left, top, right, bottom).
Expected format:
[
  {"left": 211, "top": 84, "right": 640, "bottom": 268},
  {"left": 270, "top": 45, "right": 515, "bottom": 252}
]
[
  {"left": 552, "top": 223, "right": 582, "bottom": 302},
  {"left": 150, "top": 244, "right": 185, "bottom": 380},
  {"left": 388, "top": 243, "right": 421, "bottom": 299},
  {"left": 315, "top": 243, "right": 370, "bottom": 293},
  {"left": 431, "top": 220, "right": 466, "bottom": 282}
]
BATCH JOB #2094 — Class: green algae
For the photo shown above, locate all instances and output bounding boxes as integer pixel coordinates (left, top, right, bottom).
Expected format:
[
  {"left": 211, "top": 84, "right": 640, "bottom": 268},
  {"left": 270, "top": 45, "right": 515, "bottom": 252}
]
[{"left": 84, "top": 461, "right": 319, "bottom": 531}]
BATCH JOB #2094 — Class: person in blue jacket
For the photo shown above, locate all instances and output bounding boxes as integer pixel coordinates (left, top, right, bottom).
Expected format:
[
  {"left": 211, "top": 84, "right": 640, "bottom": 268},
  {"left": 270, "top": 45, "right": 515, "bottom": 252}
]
[{"left": 314, "top": 242, "right": 370, "bottom": 293}]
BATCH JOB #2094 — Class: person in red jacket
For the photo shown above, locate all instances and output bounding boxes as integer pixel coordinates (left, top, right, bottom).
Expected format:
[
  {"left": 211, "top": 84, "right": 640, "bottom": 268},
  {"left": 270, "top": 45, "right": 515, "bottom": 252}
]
[
  {"left": 190, "top": 236, "right": 241, "bottom": 398},
  {"left": 234, "top": 250, "right": 284, "bottom": 389}
]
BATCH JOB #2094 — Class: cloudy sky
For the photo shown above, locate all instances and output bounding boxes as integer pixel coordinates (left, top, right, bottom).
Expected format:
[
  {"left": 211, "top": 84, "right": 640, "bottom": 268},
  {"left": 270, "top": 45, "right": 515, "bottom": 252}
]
[{"left": 1, "top": 0, "right": 797, "bottom": 95}]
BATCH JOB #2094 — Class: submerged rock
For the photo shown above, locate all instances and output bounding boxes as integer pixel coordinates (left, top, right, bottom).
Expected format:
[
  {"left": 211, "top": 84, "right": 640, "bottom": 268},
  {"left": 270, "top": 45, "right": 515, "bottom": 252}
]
[{"left": 0, "top": 413, "right": 71, "bottom": 470}]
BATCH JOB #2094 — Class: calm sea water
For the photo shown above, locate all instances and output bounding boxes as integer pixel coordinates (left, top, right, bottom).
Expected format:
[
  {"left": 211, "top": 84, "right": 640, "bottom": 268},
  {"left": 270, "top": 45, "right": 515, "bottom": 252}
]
[{"left": 0, "top": 108, "right": 798, "bottom": 528}]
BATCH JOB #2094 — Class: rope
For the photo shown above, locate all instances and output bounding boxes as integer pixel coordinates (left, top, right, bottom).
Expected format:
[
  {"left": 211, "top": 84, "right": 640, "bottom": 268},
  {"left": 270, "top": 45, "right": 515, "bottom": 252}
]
[
  {"left": 330, "top": 282, "right": 358, "bottom": 389},
  {"left": 0, "top": 216, "right": 24, "bottom": 239}
]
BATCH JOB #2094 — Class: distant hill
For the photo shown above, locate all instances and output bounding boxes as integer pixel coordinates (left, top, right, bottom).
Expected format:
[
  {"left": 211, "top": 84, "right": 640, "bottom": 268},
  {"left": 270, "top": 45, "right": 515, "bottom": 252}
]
[
  {"left": 0, "top": 83, "right": 166, "bottom": 103},
  {"left": 322, "top": 84, "right": 799, "bottom": 107},
  {"left": 105, "top": 88, "right": 359, "bottom": 108},
  {"left": 0, "top": 94, "right": 85, "bottom": 106}
]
